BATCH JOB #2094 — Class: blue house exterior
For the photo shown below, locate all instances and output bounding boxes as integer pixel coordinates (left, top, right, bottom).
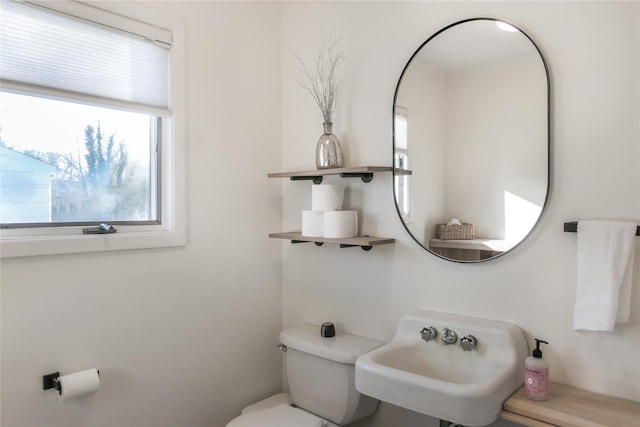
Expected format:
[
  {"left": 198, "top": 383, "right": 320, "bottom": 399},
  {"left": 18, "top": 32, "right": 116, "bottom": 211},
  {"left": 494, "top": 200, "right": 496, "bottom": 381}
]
[{"left": 0, "top": 146, "right": 57, "bottom": 224}]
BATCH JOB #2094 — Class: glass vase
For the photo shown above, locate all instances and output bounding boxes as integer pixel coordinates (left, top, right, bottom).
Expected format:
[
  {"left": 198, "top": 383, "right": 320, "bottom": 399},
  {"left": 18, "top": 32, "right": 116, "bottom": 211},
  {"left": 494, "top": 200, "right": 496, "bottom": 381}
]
[{"left": 315, "top": 122, "right": 343, "bottom": 169}]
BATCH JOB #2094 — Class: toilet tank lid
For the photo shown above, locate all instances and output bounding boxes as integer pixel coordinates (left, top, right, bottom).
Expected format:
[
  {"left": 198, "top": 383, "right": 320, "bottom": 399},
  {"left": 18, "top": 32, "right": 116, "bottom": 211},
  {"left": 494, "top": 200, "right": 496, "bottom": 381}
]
[{"left": 280, "top": 324, "right": 383, "bottom": 364}]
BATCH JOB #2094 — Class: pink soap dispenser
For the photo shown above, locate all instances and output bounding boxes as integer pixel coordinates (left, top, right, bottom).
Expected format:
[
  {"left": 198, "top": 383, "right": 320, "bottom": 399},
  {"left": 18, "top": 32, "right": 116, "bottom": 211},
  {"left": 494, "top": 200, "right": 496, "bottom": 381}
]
[{"left": 524, "top": 339, "right": 549, "bottom": 401}]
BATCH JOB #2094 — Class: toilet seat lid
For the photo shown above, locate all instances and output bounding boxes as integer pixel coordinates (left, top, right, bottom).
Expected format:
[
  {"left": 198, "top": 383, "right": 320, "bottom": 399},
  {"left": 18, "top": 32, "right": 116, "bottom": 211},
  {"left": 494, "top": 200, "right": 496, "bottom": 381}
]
[{"left": 226, "top": 404, "right": 333, "bottom": 427}]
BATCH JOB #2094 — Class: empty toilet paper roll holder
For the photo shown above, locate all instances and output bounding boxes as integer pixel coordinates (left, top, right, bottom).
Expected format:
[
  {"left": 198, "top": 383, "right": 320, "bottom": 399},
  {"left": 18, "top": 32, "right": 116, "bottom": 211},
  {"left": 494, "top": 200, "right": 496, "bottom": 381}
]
[{"left": 42, "top": 370, "right": 100, "bottom": 394}]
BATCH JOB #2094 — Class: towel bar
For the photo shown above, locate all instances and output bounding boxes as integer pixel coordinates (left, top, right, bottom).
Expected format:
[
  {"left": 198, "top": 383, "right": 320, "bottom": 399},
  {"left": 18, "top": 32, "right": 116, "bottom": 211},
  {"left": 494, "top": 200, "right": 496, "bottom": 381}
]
[{"left": 564, "top": 221, "right": 640, "bottom": 236}]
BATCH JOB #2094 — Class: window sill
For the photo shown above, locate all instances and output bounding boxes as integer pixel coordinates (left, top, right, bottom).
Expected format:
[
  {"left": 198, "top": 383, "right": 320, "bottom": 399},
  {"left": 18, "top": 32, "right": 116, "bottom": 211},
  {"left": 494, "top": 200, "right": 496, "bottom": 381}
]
[{"left": 1, "top": 226, "right": 185, "bottom": 258}]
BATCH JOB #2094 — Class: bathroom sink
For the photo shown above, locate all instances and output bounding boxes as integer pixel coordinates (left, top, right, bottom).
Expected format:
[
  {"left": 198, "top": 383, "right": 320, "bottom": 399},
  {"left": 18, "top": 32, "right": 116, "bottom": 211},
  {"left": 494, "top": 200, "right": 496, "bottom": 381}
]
[{"left": 355, "top": 310, "right": 529, "bottom": 426}]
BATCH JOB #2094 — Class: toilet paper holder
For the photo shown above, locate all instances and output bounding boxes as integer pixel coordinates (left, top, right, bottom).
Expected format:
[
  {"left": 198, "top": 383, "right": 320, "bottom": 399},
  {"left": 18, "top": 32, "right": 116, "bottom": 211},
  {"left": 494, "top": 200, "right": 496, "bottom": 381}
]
[
  {"left": 42, "top": 370, "right": 100, "bottom": 393},
  {"left": 42, "top": 372, "right": 62, "bottom": 393}
]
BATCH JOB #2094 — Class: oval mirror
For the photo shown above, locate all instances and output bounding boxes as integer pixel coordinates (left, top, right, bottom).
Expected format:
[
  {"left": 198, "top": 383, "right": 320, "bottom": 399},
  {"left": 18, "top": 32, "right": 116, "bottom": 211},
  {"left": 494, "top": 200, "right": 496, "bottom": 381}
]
[{"left": 393, "top": 18, "right": 549, "bottom": 262}]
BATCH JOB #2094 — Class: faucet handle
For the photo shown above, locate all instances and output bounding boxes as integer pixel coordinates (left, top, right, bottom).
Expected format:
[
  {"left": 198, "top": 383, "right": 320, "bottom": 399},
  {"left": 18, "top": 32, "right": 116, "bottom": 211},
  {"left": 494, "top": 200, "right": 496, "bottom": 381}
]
[
  {"left": 442, "top": 327, "right": 458, "bottom": 345},
  {"left": 460, "top": 334, "right": 478, "bottom": 351},
  {"left": 420, "top": 326, "right": 438, "bottom": 342}
]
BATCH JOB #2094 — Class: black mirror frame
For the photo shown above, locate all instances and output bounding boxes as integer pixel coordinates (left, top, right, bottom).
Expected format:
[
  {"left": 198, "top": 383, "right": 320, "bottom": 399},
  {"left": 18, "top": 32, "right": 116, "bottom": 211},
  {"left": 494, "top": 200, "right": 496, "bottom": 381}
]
[{"left": 392, "top": 18, "right": 552, "bottom": 263}]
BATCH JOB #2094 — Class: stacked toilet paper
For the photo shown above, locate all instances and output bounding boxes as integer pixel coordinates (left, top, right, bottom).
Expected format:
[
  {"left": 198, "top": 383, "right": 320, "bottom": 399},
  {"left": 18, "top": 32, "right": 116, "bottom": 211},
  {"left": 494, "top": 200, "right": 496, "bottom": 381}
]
[
  {"left": 302, "top": 185, "right": 358, "bottom": 238},
  {"left": 323, "top": 210, "right": 358, "bottom": 238}
]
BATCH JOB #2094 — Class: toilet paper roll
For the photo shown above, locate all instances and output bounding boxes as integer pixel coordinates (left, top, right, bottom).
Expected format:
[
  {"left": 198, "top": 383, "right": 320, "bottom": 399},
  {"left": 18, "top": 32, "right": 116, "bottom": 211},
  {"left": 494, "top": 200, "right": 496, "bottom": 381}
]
[
  {"left": 301, "top": 210, "right": 324, "bottom": 237},
  {"left": 312, "top": 185, "right": 344, "bottom": 211},
  {"left": 323, "top": 210, "right": 358, "bottom": 238},
  {"left": 58, "top": 369, "right": 100, "bottom": 401}
]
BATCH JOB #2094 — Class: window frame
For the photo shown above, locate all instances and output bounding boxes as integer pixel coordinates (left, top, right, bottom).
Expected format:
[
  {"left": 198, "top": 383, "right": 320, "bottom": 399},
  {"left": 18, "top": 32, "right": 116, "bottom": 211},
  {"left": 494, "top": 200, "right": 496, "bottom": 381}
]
[
  {"left": 394, "top": 107, "right": 411, "bottom": 222},
  {"left": 0, "top": 1, "right": 186, "bottom": 258}
]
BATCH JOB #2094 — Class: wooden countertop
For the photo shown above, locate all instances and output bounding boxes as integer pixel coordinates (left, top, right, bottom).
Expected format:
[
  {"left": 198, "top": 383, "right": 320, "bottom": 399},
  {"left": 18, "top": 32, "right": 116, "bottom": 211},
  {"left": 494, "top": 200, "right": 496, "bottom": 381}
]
[{"left": 500, "top": 382, "right": 640, "bottom": 426}]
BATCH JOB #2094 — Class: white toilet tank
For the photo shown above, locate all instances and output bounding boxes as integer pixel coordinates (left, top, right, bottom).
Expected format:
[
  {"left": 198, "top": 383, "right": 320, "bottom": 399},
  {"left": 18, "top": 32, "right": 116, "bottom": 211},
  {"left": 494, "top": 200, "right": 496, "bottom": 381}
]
[{"left": 279, "top": 324, "right": 383, "bottom": 425}]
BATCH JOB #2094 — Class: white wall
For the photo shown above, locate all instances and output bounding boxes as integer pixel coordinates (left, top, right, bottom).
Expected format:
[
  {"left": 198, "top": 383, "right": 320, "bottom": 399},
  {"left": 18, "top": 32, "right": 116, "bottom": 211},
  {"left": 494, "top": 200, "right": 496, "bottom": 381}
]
[
  {"left": 281, "top": 2, "right": 639, "bottom": 426},
  {"left": 444, "top": 55, "right": 547, "bottom": 239},
  {"left": 1, "top": 2, "right": 283, "bottom": 426}
]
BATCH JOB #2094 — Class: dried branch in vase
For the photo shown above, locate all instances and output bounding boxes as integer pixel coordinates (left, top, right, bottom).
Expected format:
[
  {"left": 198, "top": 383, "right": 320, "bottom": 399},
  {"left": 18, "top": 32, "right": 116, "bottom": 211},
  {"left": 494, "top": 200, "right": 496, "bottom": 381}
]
[{"left": 293, "top": 37, "right": 345, "bottom": 124}]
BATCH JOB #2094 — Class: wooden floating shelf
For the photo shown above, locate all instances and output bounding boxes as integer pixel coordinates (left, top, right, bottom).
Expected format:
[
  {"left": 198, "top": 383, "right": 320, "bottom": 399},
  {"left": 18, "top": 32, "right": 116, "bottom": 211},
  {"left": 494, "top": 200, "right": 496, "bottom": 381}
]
[
  {"left": 269, "top": 232, "right": 394, "bottom": 251},
  {"left": 268, "top": 166, "right": 403, "bottom": 250},
  {"left": 268, "top": 166, "right": 412, "bottom": 184},
  {"left": 267, "top": 166, "right": 412, "bottom": 178}
]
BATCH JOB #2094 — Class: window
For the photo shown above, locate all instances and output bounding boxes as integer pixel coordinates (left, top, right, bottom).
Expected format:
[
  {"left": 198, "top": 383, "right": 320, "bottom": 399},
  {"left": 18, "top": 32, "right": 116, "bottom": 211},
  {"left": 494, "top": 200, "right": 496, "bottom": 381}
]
[
  {"left": 0, "top": 93, "right": 158, "bottom": 225},
  {"left": 394, "top": 107, "right": 411, "bottom": 221},
  {"left": 0, "top": 1, "right": 185, "bottom": 257}
]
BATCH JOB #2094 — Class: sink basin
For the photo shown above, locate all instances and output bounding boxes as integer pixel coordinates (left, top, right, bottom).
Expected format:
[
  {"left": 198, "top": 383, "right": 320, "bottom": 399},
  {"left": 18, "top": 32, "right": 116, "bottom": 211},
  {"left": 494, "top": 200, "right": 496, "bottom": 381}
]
[{"left": 355, "top": 310, "right": 529, "bottom": 426}]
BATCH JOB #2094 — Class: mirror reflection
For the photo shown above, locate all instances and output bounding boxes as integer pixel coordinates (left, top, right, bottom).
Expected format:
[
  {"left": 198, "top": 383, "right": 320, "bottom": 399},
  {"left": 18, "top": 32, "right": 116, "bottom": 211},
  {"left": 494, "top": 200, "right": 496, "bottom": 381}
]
[{"left": 393, "top": 19, "right": 549, "bottom": 262}]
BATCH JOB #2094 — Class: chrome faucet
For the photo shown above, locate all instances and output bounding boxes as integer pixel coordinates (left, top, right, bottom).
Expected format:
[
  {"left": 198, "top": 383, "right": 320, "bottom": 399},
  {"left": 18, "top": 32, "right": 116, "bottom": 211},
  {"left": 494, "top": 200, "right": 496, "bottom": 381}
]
[
  {"left": 441, "top": 327, "right": 457, "bottom": 345},
  {"left": 420, "top": 326, "right": 438, "bottom": 342},
  {"left": 460, "top": 335, "right": 478, "bottom": 351}
]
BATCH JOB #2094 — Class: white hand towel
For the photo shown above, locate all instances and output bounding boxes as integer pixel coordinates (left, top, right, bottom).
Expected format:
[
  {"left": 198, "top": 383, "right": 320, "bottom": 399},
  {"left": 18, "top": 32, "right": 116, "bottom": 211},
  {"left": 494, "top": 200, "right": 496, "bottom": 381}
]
[{"left": 574, "top": 220, "right": 637, "bottom": 332}]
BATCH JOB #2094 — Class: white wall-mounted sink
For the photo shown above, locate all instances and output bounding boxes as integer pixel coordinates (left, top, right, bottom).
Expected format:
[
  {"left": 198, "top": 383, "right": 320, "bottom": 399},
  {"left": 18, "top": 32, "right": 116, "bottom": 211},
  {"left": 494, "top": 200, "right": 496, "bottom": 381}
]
[{"left": 355, "top": 310, "right": 529, "bottom": 426}]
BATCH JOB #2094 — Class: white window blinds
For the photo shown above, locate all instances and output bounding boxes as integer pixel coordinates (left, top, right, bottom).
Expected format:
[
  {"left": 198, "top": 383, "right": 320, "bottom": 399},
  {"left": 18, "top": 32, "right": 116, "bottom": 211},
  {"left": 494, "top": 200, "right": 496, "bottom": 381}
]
[{"left": 0, "top": 1, "right": 171, "bottom": 116}]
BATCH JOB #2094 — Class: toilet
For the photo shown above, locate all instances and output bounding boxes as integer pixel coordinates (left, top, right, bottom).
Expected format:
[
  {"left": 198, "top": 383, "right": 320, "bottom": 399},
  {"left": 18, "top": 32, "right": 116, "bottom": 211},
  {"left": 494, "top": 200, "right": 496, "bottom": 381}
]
[{"left": 226, "top": 324, "right": 383, "bottom": 427}]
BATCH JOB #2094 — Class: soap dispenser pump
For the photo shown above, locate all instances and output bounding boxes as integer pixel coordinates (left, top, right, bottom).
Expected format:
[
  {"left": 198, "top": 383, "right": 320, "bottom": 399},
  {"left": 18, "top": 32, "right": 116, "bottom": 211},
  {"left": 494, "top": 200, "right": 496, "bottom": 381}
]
[{"left": 524, "top": 339, "right": 549, "bottom": 401}]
